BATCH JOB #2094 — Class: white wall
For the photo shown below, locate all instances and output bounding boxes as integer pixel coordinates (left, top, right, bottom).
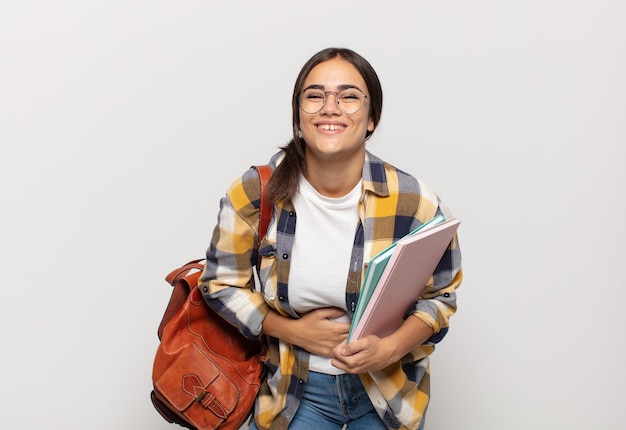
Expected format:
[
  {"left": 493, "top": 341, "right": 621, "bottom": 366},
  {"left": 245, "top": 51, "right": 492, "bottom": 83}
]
[{"left": 1, "top": 1, "right": 624, "bottom": 429}]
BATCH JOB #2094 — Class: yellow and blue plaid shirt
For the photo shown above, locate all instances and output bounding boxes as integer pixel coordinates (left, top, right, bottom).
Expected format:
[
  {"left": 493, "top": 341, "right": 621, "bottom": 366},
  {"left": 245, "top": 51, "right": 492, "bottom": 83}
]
[{"left": 199, "top": 150, "right": 462, "bottom": 430}]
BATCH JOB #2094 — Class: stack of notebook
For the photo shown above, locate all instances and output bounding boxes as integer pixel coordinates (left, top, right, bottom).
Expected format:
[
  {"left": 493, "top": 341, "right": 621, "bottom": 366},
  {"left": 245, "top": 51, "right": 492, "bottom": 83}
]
[{"left": 348, "top": 215, "right": 461, "bottom": 342}]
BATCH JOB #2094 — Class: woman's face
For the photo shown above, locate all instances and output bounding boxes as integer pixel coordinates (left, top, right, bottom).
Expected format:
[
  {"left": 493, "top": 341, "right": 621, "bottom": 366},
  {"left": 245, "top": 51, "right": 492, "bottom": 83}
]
[{"left": 299, "top": 57, "right": 374, "bottom": 163}]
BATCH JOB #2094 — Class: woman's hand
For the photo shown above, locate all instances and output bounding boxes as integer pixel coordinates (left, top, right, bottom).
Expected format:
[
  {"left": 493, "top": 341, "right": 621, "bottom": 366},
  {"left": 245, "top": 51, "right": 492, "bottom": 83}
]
[
  {"left": 262, "top": 307, "right": 350, "bottom": 357},
  {"left": 293, "top": 308, "right": 350, "bottom": 356},
  {"left": 331, "top": 314, "right": 435, "bottom": 374},
  {"left": 330, "top": 336, "right": 394, "bottom": 374}
]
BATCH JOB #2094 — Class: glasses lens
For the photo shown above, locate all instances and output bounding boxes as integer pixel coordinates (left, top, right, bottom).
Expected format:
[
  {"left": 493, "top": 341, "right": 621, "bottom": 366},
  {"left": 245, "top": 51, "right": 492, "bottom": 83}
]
[
  {"left": 337, "top": 88, "right": 364, "bottom": 115},
  {"left": 300, "top": 89, "right": 325, "bottom": 114}
]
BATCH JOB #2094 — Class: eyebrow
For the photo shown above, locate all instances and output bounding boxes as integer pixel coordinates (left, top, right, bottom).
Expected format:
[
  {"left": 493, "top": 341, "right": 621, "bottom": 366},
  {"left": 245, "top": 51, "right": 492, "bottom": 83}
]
[{"left": 302, "top": 84, "right": 364, "bottom": 92}]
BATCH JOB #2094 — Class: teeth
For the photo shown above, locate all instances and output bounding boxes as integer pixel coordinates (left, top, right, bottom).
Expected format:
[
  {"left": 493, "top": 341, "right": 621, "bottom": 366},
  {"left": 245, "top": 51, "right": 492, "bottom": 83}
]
[{"left": 318, "top": 124, "right": 343, "bottom": 131}]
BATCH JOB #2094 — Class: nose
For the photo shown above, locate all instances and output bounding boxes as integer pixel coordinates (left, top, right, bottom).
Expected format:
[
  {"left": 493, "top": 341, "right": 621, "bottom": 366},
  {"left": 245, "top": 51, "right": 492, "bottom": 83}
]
[{"left": 320, "top": 92, "right": 341, "bottom": 115}]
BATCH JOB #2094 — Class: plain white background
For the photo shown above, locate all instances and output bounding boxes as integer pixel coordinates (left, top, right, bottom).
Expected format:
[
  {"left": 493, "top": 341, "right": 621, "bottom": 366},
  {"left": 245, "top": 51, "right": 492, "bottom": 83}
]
[{"left": 1, "top": 1, "right": 624, "bottom": 429}]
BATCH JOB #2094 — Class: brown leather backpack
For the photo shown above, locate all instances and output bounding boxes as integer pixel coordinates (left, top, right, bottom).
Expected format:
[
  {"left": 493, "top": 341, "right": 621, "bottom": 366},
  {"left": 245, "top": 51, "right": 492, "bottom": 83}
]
[{"left": 151, "top": 165, "right": 272, "bottom": 429}]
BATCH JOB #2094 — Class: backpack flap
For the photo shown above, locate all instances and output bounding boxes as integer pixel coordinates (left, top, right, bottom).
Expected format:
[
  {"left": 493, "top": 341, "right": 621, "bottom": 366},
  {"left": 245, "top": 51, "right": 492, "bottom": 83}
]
[{"left": 155, "top": 342, "right": 239, "bottom": 422}]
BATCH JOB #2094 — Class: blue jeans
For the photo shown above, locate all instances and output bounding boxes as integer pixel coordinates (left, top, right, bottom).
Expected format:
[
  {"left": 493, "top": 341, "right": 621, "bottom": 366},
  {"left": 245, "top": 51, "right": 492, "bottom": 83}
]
[{"left": 248, "top": 371, "right": 426, "bottom": 429}]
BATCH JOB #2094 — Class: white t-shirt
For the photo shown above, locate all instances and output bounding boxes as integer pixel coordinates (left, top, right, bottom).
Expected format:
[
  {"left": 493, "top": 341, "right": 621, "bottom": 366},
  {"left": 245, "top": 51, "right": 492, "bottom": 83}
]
[{"left": 289, "top": 175, "right": 361, "bottom": 374}]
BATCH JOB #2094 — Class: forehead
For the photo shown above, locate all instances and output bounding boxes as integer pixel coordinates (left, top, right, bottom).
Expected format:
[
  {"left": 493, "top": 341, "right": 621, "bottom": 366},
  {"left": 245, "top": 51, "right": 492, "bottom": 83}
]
[{"left": 302, "top": 57, "right": 368, "bottom": 92}]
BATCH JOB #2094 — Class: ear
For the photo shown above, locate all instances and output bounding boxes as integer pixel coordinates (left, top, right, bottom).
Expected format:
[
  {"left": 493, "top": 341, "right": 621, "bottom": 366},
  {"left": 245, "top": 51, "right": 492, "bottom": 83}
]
[{"left": 367, "top": 116, "right": 375, "bottom": 132}]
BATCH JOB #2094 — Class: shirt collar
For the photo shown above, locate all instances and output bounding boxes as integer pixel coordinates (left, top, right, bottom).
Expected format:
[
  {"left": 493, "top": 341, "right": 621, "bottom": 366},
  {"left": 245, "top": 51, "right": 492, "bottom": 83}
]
[{"left": 362, "top": 150, "right": 390, "bottom": 197}]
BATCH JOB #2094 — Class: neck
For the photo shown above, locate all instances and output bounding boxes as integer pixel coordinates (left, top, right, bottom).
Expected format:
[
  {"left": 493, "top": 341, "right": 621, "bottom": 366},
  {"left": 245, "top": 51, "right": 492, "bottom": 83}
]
[{"left": 304, "top": 151, "right": 365, "bottom": 197}]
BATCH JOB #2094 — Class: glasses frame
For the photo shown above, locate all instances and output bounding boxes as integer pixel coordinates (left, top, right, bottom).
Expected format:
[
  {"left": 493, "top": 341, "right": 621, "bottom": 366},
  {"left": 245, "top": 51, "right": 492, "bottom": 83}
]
[{"left": 298, "top": 87, "right": 369, "bottom": 115}]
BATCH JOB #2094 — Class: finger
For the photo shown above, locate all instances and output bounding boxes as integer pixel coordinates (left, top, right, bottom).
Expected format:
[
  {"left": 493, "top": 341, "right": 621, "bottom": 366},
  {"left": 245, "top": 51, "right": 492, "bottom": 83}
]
[
  {"left": 342, "top": 338, "right": 368, "bottom": 356},
  {"left": 315, "top": 307, "right": 347, "bottom": 319}
]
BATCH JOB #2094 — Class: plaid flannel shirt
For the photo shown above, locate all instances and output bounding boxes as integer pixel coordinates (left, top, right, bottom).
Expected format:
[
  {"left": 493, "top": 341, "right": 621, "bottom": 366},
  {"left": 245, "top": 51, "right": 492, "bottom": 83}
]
[{"left": 199, "top": 150, "right": 462, "bottom": 430}]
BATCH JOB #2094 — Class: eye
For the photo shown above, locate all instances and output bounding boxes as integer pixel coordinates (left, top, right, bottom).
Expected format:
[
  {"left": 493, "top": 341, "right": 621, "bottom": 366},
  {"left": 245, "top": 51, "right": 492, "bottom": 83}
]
[
  {"left": 339, "top": 89, "right": 362, "bottom": 102},
  {"left": 303, "top": 90, "right": 324, "bottom": 100}
]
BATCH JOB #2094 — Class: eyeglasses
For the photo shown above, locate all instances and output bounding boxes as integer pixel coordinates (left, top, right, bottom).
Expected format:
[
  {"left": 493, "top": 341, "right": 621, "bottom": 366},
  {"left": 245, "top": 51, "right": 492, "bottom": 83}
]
[{"left": 299, "top": 87, "right": 369, "bottom": 115}]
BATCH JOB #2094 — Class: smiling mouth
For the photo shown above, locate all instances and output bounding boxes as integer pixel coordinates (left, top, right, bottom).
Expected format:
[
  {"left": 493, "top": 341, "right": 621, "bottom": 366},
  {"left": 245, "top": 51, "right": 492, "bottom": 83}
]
[{"left": 317, "top": 124, "right": 345, "bottom": 131}]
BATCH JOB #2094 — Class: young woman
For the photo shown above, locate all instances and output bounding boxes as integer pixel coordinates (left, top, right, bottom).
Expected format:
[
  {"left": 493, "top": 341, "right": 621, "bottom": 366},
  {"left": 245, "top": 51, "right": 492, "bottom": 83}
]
[{"left": 199, "top": 47, "right": 462, "bottom": 430}]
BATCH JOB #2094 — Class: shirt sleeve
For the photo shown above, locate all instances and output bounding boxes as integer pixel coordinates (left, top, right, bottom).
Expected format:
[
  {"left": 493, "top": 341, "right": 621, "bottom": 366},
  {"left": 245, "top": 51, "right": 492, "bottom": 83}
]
[
  {"left": 198, "top": 169, "right": 271, "bottom": 341},
  {"left": 411, "top": 199, "right": 463, "bottom": 344}
]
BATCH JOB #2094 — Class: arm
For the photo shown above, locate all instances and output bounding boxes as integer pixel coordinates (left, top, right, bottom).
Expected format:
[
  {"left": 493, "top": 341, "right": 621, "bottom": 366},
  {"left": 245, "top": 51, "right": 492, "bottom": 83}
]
[
  {"left": 413, "top": 230, "right": 463, "bottom": 343},
  {"left": 198, "top": 170, "right": 271, "bottom": 340}
]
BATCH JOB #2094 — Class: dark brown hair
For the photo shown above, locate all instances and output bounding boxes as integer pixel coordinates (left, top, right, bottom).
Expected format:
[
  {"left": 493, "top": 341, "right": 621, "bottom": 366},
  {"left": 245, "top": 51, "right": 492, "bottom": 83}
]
[{"left": 265, "top": 47, "right": 383, "bottom": 203}]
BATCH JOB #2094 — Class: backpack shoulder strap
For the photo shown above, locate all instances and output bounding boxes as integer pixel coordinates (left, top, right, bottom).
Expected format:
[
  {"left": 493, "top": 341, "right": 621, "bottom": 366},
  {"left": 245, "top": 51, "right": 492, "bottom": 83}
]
[{"left": 254, "top": 164, "right": 273, "bottom": 242}]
